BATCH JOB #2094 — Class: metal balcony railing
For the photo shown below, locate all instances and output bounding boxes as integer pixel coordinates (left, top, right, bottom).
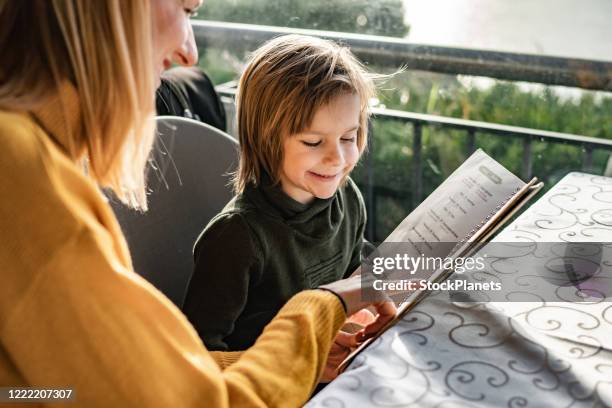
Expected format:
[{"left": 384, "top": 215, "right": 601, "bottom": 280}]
[
  {"left": 215, "top": 86, "right": 612, "bottom": 239},
  {"left": 193, "top": 20, "right": 612, "bottom": 91},
  {"left": 194, "top": 20, "right": 612, "bottom": 240}
]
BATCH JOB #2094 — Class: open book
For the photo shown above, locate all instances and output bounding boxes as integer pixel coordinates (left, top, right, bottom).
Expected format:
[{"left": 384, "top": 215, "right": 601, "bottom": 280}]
[{"left": 339, "top": 148, "right": 543, "bottom": 371}]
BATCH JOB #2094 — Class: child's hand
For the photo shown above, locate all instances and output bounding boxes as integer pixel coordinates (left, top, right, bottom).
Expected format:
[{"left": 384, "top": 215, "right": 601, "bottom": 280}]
[
  {"left": 320, "top": 310, "right": 376, "bottom": 383},
  {"left": 319, "top": 275, "right": 397, "bottom": 339}
]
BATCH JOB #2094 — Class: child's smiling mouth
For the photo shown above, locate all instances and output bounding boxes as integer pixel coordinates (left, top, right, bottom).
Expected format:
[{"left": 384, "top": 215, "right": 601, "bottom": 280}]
[{"left": 308, "top": 171, "right": 341, "bottom": 180}]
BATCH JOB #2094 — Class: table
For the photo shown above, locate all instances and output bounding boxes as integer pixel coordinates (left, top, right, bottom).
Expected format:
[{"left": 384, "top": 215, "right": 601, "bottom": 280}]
[{"left": 307, "top": 172, "right": 612, "bottom": 408}]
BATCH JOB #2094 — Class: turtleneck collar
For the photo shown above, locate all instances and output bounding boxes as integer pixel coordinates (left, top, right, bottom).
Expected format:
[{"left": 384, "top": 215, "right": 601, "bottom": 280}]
[
  {"left": 244, "top": 172, "right": 345, "bottom": 238},
  {"left": 29, "top": 80, "right": 84, "bottom": 161}
]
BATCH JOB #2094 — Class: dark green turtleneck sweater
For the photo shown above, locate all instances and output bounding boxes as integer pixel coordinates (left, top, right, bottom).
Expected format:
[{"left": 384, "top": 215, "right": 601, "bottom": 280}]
[{"left": 182, "top": 176, "right": 365, "bottom": 351}]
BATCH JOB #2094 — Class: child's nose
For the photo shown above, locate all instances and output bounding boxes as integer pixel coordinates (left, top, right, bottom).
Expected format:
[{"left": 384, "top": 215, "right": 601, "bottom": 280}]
[{"left": 323, "top": 143, "right": 343, "bottom": 166}]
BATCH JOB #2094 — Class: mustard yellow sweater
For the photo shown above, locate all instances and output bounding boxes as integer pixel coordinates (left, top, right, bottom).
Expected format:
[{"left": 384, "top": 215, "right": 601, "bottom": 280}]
[{"left": 0, "top": 86, "right": 345, "bottom": 407}]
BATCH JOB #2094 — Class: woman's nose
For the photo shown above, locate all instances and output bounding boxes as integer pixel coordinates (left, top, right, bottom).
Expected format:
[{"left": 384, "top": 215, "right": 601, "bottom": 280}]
[{"left": 173, "top": 26, "right": 198, "bottom": 66}]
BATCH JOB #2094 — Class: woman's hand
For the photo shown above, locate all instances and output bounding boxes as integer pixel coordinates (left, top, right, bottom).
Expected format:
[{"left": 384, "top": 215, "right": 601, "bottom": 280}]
[
  {"left": 318, "top": 275, "right": 397, "bottom": 382},
  {"left": 320, "top": 310, "right": 377, "bottom": 382},
  {"left": 320, "top": 275, "right": 397, "bottom": 342}
]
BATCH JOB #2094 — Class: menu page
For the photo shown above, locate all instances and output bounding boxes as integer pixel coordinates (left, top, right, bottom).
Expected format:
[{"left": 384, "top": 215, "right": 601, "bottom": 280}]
[
  {"left": 341, "top": 150, "right": 530, "bottom": 371},
  {"left": 386, "top": 149, "right": 525, "bottom": 254}
]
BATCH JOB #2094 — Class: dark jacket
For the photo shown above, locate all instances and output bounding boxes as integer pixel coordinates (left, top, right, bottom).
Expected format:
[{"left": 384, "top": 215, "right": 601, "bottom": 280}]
[{"left": 155, "top": 66, "right": 226, "bottom": 132}]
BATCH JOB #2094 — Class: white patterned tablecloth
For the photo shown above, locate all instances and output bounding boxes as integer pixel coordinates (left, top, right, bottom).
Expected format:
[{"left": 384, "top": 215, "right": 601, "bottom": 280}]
[{"left": 308, "top": 172, "right": 612, "bottom": 408}]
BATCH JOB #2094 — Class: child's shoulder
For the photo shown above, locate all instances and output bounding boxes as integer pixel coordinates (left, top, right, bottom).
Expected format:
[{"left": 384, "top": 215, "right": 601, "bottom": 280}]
[
  {"left": 205, "top": 191, "right": 262, "bottom": 232},
  {"left": 196, "top": 193, "right": 264, "bottom": 256},
  {"left": 197, "top": 197, "right": 255, "bottom": 245},
  {"left": 209, "top": 193, "right": 255, "bottom": 224},
  {"left": 222, "top": 190, "right": 263, "bottom": 216}
]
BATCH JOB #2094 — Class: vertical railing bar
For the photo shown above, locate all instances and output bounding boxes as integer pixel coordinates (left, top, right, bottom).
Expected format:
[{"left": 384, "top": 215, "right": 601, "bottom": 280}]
[
  {"left": 365, "top": 119, "right": 376, "bottom": 242},
  {"left": 521, "top": 136, "right": 533, "bottom": 180},
  {"left": 371, "top": 188, "right": 377, "bottom": 242},
  {"left": 412, "top": 122, "right": 423, "bottom": 209},
  {"left": 466, "top": 128, "right": 476, "bottom": 156},
  {"left": 582, "top": 144, "right": 594, "bottom": 172}
]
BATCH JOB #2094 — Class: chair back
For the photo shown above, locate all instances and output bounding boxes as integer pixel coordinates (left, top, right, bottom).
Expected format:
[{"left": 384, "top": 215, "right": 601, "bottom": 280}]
[{"left": 111, "top": 116, "right": 238, "bottom": 306}]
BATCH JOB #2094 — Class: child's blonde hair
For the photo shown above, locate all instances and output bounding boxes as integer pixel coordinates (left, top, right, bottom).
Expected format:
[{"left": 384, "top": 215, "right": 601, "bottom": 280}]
[{"left": 234, "top": 34, "right": 376, "bottom": 193}]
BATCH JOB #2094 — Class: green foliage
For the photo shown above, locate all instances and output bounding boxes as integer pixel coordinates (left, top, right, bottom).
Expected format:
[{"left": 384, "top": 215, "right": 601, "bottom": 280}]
[
  {"left": 193, "top": 0, "right": 409, "bottom": 86},
  {"left": 196, "top": 0, "right": 408, "bottom": 37},
  {"left": 361, "top": 72, "right": 612, "bottom": 239}
]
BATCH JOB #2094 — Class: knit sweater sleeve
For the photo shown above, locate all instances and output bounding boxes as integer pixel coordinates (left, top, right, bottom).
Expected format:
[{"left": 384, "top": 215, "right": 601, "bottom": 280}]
[
  {"left": 183, "top": 212, "right": 260, "bottom": 351},
  {"left": 209, "top": 350, "right": 244, "bottom": 369}
]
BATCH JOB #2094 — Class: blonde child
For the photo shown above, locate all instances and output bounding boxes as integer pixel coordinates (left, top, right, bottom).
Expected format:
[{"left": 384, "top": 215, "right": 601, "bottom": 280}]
[{"left": 183, "top": 35, "right": 377, "bottom": 360}]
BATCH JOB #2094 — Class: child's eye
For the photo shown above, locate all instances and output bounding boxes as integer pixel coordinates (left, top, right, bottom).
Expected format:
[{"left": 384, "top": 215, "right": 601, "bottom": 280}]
[
  {"left": 341, "top": 137, "right": 356, "bottom": 143},
  {"left": 301, "top": 140, "right": 321, "bottom": 147}
]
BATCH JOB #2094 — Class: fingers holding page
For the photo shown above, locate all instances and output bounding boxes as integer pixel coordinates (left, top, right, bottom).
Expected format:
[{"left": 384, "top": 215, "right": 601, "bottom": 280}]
[{"left": 358, "top": 301, "right": 397, "bottom": 341}]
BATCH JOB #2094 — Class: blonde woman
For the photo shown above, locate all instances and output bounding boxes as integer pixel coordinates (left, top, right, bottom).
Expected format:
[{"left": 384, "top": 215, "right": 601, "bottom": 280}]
[{"left": 0, "top": 1, "right": 395, "bottom": 407}]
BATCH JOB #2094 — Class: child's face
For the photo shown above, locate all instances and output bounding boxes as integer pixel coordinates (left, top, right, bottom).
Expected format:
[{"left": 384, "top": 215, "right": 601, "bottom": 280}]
[{"left": 279, "top": 93, "right": 361, "bottom": 204}]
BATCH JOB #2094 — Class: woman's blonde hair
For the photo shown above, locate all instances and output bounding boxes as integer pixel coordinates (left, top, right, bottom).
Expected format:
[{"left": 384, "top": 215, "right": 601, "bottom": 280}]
[
  {"left": 234, "top": 34, "right": 377, "bottom": 193},
  {"left": 0, "top": 0, "right": 155, "bottom": 210}
]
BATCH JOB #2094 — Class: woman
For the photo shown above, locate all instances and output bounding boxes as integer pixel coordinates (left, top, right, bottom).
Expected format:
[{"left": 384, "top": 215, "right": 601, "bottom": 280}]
[{"left": 0, "top": 1, "right": 395, "bottom": 407}]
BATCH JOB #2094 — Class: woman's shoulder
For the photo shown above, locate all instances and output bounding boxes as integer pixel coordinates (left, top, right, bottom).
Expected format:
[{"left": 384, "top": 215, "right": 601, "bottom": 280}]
[
  {"left": 0, "top": 110, "right": 45, "bottom": 165},
  {"left": 0, "top": 110, "right": 97, "bottom": 267},
  {"left": 0, "top": 110, "right": 82, "bottom": 183},
  {"left": 0, "top": 110, "right": 70, "bottom": 199}
]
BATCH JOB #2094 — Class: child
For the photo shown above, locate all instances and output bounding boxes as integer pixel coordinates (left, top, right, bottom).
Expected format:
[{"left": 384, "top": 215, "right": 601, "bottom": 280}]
[{"left": 183, "top": 34, "right": 376, "bottom": 353}]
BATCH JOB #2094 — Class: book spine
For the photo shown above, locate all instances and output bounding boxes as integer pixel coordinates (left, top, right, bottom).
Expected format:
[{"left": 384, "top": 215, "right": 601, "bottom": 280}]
[{"left": 453, "top": 186, "right": 522, "bottom": 251}]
